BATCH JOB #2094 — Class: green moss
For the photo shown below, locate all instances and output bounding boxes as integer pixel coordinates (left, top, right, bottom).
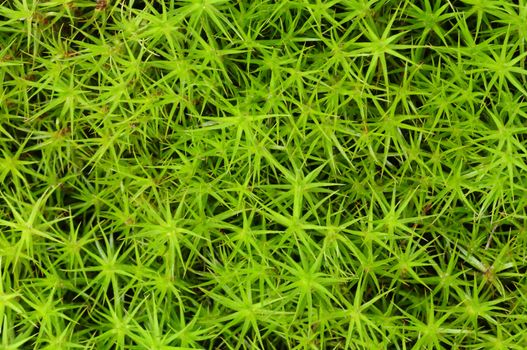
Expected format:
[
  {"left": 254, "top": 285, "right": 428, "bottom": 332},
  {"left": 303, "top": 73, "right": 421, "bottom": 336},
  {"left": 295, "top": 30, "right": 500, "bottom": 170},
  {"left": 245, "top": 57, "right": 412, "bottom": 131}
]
[{"left": 0, "top": 0, "right": 526, "bottom": 348}]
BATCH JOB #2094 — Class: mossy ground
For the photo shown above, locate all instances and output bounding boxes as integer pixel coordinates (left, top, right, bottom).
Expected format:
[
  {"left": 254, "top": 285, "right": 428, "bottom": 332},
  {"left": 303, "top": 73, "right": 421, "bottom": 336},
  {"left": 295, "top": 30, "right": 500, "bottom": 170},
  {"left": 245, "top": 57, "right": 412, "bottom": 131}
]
[{"left": 1, "top": 0, "right": 527, "bottom": 349}]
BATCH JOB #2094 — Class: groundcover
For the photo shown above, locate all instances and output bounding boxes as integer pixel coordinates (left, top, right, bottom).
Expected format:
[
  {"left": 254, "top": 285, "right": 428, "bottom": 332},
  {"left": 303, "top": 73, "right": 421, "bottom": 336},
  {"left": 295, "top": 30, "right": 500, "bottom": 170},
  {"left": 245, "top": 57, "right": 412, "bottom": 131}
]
[{"left": 1, "top": 0, "right": 527, "bottom": 349}]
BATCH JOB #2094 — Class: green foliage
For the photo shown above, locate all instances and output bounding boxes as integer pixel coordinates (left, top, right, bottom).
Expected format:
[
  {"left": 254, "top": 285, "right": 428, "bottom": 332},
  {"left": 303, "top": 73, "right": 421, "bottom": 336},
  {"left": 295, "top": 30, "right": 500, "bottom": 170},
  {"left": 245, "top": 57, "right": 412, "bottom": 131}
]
[{"left": 1, "top": 0, "right": 527, "bottom": 348}]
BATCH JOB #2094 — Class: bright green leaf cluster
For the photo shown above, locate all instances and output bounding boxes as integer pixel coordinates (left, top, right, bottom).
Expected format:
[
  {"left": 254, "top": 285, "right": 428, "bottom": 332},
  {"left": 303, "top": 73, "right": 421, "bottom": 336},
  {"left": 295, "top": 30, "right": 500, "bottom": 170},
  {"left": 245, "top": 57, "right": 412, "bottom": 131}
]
[{"left": 1, "top": 0, "right": 527, "bottom": 349}]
